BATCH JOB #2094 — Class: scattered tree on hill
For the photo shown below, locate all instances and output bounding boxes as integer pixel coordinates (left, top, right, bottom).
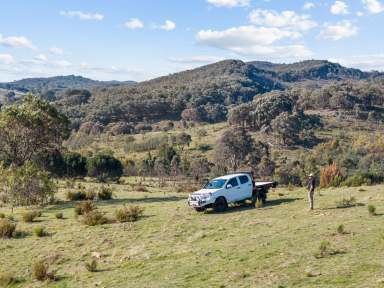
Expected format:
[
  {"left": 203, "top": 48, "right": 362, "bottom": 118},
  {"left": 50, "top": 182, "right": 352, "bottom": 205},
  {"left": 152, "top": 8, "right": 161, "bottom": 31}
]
[
  {"left": 214, "top": 127, "right": 254, "bottom": 170},
  {"left": 0, "top": 162, "right": 56, "bottom": 208},
  {"left": 0, "top": 95, "right": 70, "bottom": 167},
  {"left": 87, "top": 153, "right": 123, "bottom": 182}
]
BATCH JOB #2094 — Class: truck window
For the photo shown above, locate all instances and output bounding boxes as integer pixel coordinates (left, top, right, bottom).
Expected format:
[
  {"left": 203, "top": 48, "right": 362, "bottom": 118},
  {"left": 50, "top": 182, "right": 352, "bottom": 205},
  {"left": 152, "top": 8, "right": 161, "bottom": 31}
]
[
  {"left": 239, "top": 175, "right": 249, "bottom": 184},
  {"left": 227, "top": 177, "right": 239, "bottom": 187}
]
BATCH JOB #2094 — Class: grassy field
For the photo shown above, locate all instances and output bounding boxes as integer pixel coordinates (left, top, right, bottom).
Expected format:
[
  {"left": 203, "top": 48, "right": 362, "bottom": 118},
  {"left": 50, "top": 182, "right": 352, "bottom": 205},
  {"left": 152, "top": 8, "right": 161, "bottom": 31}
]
[{"left": 1, "top": 179, "right": 384, "bottom": 287}]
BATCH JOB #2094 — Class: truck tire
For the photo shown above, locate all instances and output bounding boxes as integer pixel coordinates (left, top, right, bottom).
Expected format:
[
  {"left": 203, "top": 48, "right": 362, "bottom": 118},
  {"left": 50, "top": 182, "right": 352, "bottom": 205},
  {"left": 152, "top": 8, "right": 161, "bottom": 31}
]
[
  {"left": 213, "top": 197, "right": 228, "bottom": 213},
  {"left": 251, "top": 193, "right": 258, "bottom": 206}
]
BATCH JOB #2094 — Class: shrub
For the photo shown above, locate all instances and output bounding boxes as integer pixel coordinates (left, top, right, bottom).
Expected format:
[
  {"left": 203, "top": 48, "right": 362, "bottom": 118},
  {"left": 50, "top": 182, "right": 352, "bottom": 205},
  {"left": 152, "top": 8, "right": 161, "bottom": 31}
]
[
  {"left": 66, "top": 190, "right": 86, "bottom": 201},
  {"left": 82, "top": 211, "right": 108, "bottom": 226},
  {"left": 34, "top": 226, "right": 47, "bottom": 237},
  {"left": 0, "top": 219, "right": 16, "bottom": 238},
  {"left": 337, "top": 224, "right": 345, "bottom": 234},
  {"left": 55, "top": 212, "right": 64, "bottom": 219},
  {"left": 98, "top": 186, "right": 113, "bottom": 200},
  {"left": 22, "top": 211, "right": 40, "bottom": 223},
  {"left": 0, "top": 213, "right": 5, "bottom": 219},
  {"left": 368, "top": 205, "right": 376, "bottom": 216},
  {"left": 32, "top": 260, "right": 55, "bottom": 281},
  {"left": 336, "top": 197, "right": 357, "bottom": 208},
  {"left": 86, "top": 153, "right": 123, "bottom": 182},
  {"left": 85, "top": 259, "right": 98, "bottom": 272},
  {"left": 74, "top": 201, "right": 95, "bottom": 216},
  {"left": 320, "top": 163, "right": 344, "bottom": 188},
  {"left": 63, "top": 152, "right": 87, "bottom": 178},
  {"left": 343, "top": 173, "right": 384, "bottom": 187},
  {"left": 115, "top": 205, "right": 144, "bottom": 223},
  {"left": 317, "top": 240, "right": 331, "bottom": 258}
]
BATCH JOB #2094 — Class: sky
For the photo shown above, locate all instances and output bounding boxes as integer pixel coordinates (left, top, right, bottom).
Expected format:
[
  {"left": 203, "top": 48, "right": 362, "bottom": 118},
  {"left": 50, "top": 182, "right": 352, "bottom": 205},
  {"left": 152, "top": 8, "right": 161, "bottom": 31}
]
[{"left": 0, "top": 0, "right": 384, "bottom": 82}]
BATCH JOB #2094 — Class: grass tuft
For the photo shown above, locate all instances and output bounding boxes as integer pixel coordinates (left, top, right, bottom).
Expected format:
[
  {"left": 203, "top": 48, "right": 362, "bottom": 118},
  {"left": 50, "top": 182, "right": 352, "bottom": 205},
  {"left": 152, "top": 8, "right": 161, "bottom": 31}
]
[
  {"left": 368, "top": 204, "right": 376, "bottom": 216},
  {"left": 33, "top": 226, "right": 47, "bottom": 237},
  {"left": 115, "top": 205, "right": 144, "bottom": 223},
  {"left": 0, "top": 219, "right": 16, "bottom": 238},
  {"left": 85, "top": 259, "right": 98, "bottom": 272}
]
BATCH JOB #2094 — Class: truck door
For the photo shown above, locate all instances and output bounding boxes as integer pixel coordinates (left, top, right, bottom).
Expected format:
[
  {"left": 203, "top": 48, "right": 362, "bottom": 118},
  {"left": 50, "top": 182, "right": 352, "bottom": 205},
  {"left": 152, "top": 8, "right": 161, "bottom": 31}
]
[
  {"left": 225, "top": 177, "right": 240, "bottom": 203},
  {"left": 238, "top": 175, "right": 253, "bottom": 199}
]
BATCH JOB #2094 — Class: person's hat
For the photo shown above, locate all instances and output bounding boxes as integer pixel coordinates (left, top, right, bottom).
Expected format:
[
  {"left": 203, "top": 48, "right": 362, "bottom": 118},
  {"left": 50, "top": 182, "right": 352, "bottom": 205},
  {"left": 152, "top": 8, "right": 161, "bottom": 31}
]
[{"left": 308, "top": 173, "right": 314, "bottom": 177}]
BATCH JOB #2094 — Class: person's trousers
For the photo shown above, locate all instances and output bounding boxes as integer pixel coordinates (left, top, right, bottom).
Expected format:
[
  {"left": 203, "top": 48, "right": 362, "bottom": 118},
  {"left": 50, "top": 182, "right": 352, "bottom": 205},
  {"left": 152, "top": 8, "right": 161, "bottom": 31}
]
[{"left": 308, "top": 189, "right": 314, "bottom": 210}]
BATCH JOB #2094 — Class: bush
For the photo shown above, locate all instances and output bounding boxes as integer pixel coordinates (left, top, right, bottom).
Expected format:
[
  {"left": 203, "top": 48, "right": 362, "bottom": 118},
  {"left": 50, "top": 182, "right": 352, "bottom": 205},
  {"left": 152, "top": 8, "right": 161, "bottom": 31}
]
[
  {"left": 317, "top": 240, "right": 331, "bottom": 258},
  {"left": 0, "top": 213, "right": 5, "bottom": 219},
  {"left": 82, "top": 211, "right": 108, "bottom": 226},
  {"left": 85, "top": 259, "right": 98, "bottom": 272},
  {"left": 337, "top": 224, "right": 345, "bottom": 234},
  {"left": 74, "top": 201, "right": 95, "bottom": 216},
  {"left": 343, "top": 173, "right": 384, "bottom": 187},
  {"left": 63, "top": 152, "right": 87, "bottom": 178},
  {"left": 32, "top": 260, "right": 55, "bottom": 281},
  {"left": 336, "top": 197, "right": 357, "bottom": 208},
  {"left": 320, "top": 163, "right": 344, "bottom": 188},
  {"left": 86, "top": 153, "right": 123, "bottom": 182},
  {"left": 115, "top": 205, "right": 144, "bottom": 223},
  {"left": 0, "top": 219, "right": 16, "bottom": 238},
  {"left": 66, "top": 190, "right": 86, "bottom": 201},
  {"left": 55, "top": 212, "right": 64, "bottom": 219},
  {"left": 368, "top": 204, "right": 376, "bottom": 216},
  {"left": 98, "top": 186, "right": 113, "bottom": 200},
  {"left": 22, "top": 211, "right": 41, "bottom": 223},
  {"left": 34, "top": 226, "right": 47, "bottom": 237}
]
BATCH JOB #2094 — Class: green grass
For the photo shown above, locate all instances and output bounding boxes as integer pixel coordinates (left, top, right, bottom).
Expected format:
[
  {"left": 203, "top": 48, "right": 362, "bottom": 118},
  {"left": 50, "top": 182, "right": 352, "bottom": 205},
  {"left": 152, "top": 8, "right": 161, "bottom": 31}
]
[{"left": 1, "top": 179, "right": 384, "bottom": 287}]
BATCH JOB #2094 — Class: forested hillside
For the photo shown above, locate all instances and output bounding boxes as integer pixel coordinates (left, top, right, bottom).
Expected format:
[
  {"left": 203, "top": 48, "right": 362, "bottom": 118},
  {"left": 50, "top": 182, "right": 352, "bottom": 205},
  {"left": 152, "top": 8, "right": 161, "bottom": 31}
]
[{"left": 1, "top": 59, "right": 384, "bottom": 130}]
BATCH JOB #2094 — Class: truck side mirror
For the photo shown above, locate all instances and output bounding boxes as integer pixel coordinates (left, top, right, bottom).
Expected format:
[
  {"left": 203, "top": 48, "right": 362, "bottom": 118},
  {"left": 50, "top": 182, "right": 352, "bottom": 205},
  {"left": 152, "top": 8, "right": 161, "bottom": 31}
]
[{"left": 226, "top": 184, "right": 232, "bottom": 189}]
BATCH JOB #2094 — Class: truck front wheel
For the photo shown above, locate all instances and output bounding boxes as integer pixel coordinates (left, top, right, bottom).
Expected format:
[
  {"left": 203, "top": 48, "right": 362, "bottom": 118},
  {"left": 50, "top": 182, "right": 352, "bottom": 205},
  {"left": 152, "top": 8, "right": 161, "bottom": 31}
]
[{"left": 213, "top": 197, "right": 228, "bottom": 213}]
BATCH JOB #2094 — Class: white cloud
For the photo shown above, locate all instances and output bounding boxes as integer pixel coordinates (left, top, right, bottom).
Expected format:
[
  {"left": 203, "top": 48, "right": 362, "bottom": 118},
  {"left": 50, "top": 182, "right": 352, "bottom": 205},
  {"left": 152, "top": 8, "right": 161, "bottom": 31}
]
[
  {"left": 35, "top": 54, "right": 48, "bottom": 62},
  {"left": 60, "top": 10, "right": 104, "bottom": 21},
  {"left": 169, "top": 55, "right": 225, "bottom": 64},
  {"left": 330, "top": 1, "right": 349, "bottom": 15},
  {"left": 49, "top": 47, "right": 64, "bottom": 55},
  {"left": 303, "top": 2, "right": 315, "bottom": 10},
  {"left": 362, "top": 0, "right": 384, "bottom": 13},
  {"left": 332, "top": 54, "right": 384, "bottom": 71},
  {"left": 207, "top": 0, "right": 250, "bottom": 8},
  {"left": 249, "top": 9, "right": 317, "bottom": 31},
  {"left": 125, "top": 18, "right": 144, "bottom": 29},
  {"left": 0, "top": 34, "right": 35, "bottom": 49},
  {"left": 0, "top": 54, "right": 14, "bottom": 64},
  {"left": 159, "top": 20, "right": 176, "bottom": 31},
  {"left": 196, "top": 26, "right": 311, "bottom": 58},
  {"left": 319, "top": 20, "right": 358, "bottom": 40}
]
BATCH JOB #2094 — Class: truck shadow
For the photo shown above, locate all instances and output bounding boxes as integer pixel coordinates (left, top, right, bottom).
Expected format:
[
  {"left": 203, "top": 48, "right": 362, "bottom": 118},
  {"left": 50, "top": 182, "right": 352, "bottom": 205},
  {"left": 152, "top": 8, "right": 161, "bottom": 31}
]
[{"left": 207, "top": 197, "right": 301, "bottom": 214}]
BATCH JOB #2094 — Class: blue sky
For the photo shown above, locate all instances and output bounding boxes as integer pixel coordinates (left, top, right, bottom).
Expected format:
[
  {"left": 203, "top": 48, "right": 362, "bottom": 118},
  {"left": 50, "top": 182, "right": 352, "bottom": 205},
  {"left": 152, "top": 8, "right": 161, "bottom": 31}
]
[{"left": 0, "top": 0, "right": 384, "bottom": 81}]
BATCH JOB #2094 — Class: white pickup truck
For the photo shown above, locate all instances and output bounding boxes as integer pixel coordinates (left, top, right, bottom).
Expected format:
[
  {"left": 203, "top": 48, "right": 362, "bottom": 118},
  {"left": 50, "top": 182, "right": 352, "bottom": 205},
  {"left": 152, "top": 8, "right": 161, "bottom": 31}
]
[{"left": 187, "top": 172, "right": 276, "bottom": 212}]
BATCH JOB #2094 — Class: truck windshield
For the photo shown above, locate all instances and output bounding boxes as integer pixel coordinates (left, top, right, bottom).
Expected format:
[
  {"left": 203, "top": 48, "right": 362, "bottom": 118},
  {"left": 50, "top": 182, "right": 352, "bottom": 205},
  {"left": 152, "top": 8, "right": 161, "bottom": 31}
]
[{"left": 204, "top": 179, "right": 226, "bottom": 189}]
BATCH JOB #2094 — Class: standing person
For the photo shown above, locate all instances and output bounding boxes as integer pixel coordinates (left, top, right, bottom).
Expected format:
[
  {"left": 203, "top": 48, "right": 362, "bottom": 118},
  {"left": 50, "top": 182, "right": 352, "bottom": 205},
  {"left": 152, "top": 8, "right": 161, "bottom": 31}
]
[{"left": 307, "top": 173, "right": 316, "bottom": 210}]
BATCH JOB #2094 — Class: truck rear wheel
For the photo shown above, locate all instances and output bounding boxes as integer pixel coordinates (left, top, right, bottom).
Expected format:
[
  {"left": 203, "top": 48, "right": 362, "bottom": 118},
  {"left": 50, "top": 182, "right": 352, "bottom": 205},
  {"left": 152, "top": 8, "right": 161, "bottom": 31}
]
[{"left": 213, "top": 197, "right": 227, "bottom": 213}]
